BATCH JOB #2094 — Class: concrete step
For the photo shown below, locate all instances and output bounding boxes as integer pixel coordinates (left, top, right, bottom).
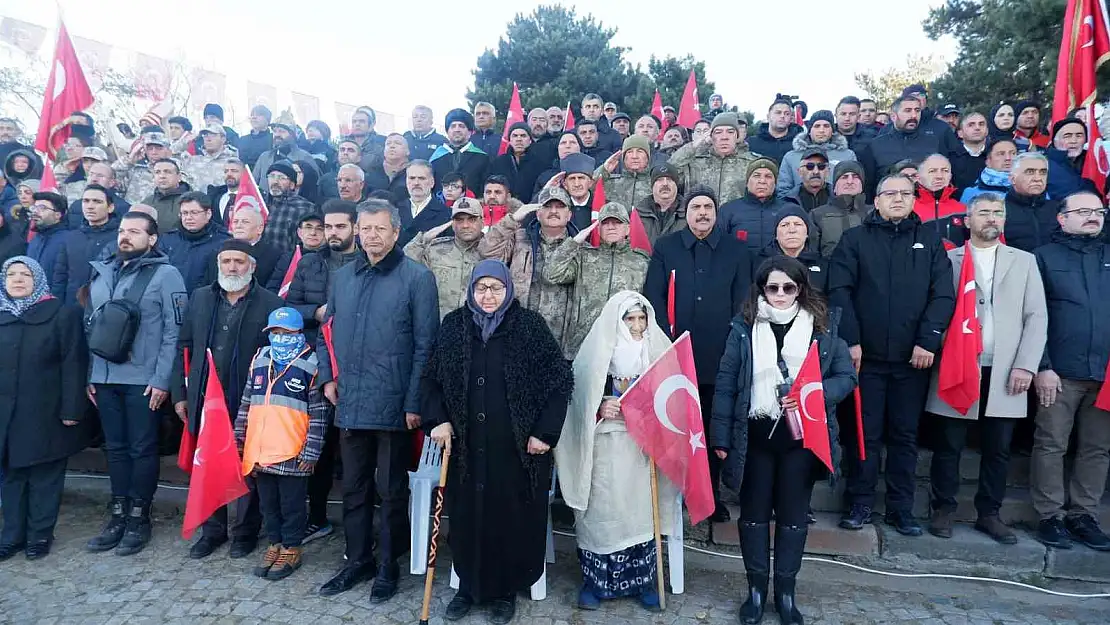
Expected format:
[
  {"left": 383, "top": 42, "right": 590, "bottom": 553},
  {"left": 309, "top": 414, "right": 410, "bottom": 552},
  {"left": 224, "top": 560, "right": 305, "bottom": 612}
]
[{"left": 709, "top": 511, "right": 880, "bottom": 557}]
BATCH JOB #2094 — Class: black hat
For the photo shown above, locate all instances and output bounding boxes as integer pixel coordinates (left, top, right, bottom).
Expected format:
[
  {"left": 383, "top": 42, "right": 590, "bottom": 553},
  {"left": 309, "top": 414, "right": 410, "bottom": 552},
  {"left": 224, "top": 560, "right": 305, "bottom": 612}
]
[
  {"left": 833, "top": 160, "right": 865, "bottom": 185},
  {"left": 799, "top": 147, "right": 828, "bottom": 161},
  {"left": 560, "top": 153, "right": 594, "bottom": 176},
  {"left": 203, "top": 103, "right": 225, "bottom": 121},
  {"left": 774, "top": 204, "right": 813, "bottom": 233},
  {"left": 297, "top": 212, "right": 324, "bottom": 226},
  {"left": 806, "top": 110, "right": 835, "bottom": 129},
  {"left": 612, "top": 112, "right": 632, "bottom": 123},
  {"left": 218, "top": 238, "right": 255, "bottom": 258},
  {"left": 445, "top": 108, "right": 475, "bottom": 132},
  {"left": 683, "top": 184, "right": 717, "bottom": 209},
  {"left": 508, "top": 122, "right": 531, "bottom": 137},
  {"left": 938, "top": 104, "right": 961, "bottom": 117},
  {"left": 166, "top": 116, "right": 193, "bottom": 132},
  {"left": 651, "top": 163, "right": 683, "bottom": 187},
  {"left": 1051, "top": 117, "right": 1085, "bottom": 139},
  {"left": 266, "top": 161, "right": 298, "bottom": 183},
  {"left": 901, "top": 84, "right": 927, "bottom": 98}
]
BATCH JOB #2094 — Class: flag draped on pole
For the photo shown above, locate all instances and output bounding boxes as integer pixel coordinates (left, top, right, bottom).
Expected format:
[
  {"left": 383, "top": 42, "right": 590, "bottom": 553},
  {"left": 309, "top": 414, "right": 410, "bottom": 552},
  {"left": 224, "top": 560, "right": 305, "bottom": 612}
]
[
  {"left": 277, "top": 247, "right": 303, "bottom": 298},
  {"left": 1052, "top": 0, "right": 1110, "bottom": 123},
  {"left": 789, "top": 342, "right": 834, "bottom": 472},
  {"left": 629, "top": 210, "right": 652, "bottom": 255},
  {"left": 231, "top": 165, "right": 270, "bottom": 224},
  {"left": 677, "top": 71, "right": 701, "bottom": 129},
  {"left": 177, "top": 348, "right": 196, "bottom": 473},
  {"left": 1096, "top": 359, "right": 1110, "bottom": 411},
  {"left": 667, "top": 270, "right": 676, "bottom": 336},
  {"left": 937, "top": 244, "right": 983, "bottom": 415},
  {"left": 35, "top": 21, "right": 95, "bottom": 160},
  {"left": 619, "top": 332, "right": 715, "bottom": 524},
  {"left": 499, "top": 83, "right": 525, "bottom": 156},
  {"left": 651, "top": 90, "right": 669, "bottom": 134},
  {"left": 1082, "top": 102, "right": 1110, "bottom": 195},
  {"left": 182, "top": 350, "right": 249, "bottom": 539},
  {"left": 588, "top": 178, "right": 608, "bottom": 247},
  {"left": 564, "top": 101, "right": 576, "bottom": 131}
]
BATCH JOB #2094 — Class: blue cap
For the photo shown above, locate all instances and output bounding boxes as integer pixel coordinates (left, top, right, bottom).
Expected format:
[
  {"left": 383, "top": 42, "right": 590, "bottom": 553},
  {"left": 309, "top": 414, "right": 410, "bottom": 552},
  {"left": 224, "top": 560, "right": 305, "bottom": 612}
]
[{"left": 264, "top": 307, "right": 303, "bottom": 332}]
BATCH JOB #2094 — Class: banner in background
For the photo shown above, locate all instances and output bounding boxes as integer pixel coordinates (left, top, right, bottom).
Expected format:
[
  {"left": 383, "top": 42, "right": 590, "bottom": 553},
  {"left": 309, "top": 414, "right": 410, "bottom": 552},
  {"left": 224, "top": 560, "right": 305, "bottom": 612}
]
[
  {"left": 133, "top": 52, "right": 173, "bottom": 101},
  {"left": 291, "top": 92, "right": 320, "bottom": 123},
  {"left": 247, "top": 81, "right": 277, "bottom": 113},
  {"left": 334, "top": 102, "right": 357, "bottom": 136},
  {"left": 0, "top": 17, "right": 47, "bottom": 55},
  {"left": 190, "top": 69, "right": 227, "bottom": 117},
  {"left": 71, "top": 35, "right": 111, "bottom": 89}
]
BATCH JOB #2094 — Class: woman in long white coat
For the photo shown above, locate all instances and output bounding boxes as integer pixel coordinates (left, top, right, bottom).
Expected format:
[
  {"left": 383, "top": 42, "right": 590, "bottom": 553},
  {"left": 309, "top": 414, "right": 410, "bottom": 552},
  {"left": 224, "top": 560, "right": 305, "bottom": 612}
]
[{"left": 555, "top": 291, "right": 677, "bottom": 612}]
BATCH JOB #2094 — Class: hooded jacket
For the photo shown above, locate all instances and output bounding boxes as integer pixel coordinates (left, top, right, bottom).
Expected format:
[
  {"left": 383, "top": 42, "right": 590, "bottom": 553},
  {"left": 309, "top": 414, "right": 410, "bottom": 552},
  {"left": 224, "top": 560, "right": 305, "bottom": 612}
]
[
  {"left": 3, "top": 149, "right": 44, "bottom": 185},
  {"left": 777, "top": 133, "right": 857, "bottom": 197},
  {"left": 746, "top": 123, "right": 804, "bottom": 165},
  {"left": 51, "top": 211, "right": 122, "bottom": 305},
  {"left": 913, "top": 185, "right": 968, "bottom": 247},
  {"left": 959, "top": 167, "right": 1012, "bottom": 205},
  {"left": 1003, "top": 190, "right": 1060, "bottom": 253},
  {"left": 1035, "top": 231, "right": 1110, "bottom": 382},
  {"left": 667, "top": 141, "right": 759, "bottom": 205},
  {"left": 159, "top": 218, "right": 232, "bottom": 294},
  {"left": 827, "top": 210, "right": 955, "bottom": 363}
]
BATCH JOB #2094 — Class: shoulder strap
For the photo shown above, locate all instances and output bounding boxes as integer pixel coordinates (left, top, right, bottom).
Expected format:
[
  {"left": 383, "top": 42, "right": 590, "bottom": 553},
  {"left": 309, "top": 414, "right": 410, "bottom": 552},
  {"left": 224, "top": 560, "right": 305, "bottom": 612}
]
[{"left": 122, "top": 265, "right": 157, "bottom": 304}]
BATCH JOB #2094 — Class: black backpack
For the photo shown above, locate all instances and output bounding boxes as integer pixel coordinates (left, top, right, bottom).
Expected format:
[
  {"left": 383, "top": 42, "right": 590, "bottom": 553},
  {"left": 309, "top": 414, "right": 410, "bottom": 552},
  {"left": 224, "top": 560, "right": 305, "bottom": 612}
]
[{"left": 86, "top": 265, "right": 157, "bottom": 363}]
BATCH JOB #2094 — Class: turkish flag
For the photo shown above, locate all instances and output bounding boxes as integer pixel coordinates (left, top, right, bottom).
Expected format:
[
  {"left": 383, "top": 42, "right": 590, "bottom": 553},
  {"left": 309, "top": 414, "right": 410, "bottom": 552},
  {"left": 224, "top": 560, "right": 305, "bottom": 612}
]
[
  {"left": 589, "top": 177, "right": 607, "bottom": 247},
  {"left": 619, "top": 332, "right": 714, "bottom": 524},
  {"left": 499, "top": 83, "right": 525, "bottom": 156},
  {"left": 177, "top": 348, "right": 195, "bottom": 473},
  {"left": 1095, "top": 358, "right": 1110, "bottom": 410},
  {"left": 231, "top": 164, "right": 270, "bottom": 224},
  {"left": 629, "top": 209, "right": 652, "bottom": 255},
  {"left": 1052, "top": 0, "right": 1110, "bottom": 123},
  {"left": 937, "top": 244, "right": 983, "bottom": 415},
  {"left": 677, "top": 70, "right": 701, "bottom": 129},
  {"left": 182, "top": 350, "right": 250, "bottom": 539},
  {"left": 277, "top": 246, "right": 302, "bottom": 298},
  {"left": 322, "top": 317, "right": 339, "bottom": 379},
  {"left": 651, "top": 89, "right": 669, "bottom": 135},
  {"left": 1082, "top": 102, "right": 1109, "bottom": 195},
  {"left": 564, "top": 101, "right": 576, "bottom": 131},
  {"left": 790, "top": 342, "right": 833, "bottom": 472},
  {"left": 34, "top": 21, "right": 94, "bottom": 160}
]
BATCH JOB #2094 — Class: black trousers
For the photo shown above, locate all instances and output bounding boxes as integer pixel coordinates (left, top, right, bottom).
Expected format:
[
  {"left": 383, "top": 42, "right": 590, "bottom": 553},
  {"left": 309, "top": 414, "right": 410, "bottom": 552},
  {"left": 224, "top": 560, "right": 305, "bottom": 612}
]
[
  {"left": 739, "top": 445, "right": 814, "bottom": 526},
  {"left": 0, "top": 459, "right": 67, "bottom": 544},
  {"left": 307, "top": 424, "right": 339, "bottom": 526},
  {"left": 256, "top": 473, "right": 310, "bottom": 547},
  {"left": 201, "top": 476, "right": 261, "bottom": 541},
  {"left": 845, "top": 361, "right": 930, "bottom": 513},
  {"left": 339, "top": 429, "right": 411, "bottom": 567},
  {"left": 699, "top": 384, "right": 722, "bottom": 502},
  {"left": 930, "top": 367, "right": 1016, "bottom": 516}
]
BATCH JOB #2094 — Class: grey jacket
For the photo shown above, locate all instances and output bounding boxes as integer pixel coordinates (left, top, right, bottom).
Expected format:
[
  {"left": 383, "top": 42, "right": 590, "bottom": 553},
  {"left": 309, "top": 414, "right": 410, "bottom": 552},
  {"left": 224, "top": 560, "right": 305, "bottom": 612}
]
[
  {"left": 316, "top": 246, "right": 439, "bottom": 431},
  {"left": 777, "top": 133, "right": 857, "bottom": 198},
  {"left": 254, "top": 145, "right": 318, "bottom": 183},
  {"left": 86, "top": 250, "right": 187, "bottom": 390}
]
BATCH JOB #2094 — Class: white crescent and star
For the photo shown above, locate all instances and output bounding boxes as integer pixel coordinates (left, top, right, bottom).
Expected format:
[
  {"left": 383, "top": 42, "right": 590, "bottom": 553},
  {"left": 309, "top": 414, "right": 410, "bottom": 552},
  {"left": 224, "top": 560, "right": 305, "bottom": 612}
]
[
  {"left": 653, "top": 374, "right": 699, "bottom": 435},
  {"left": 799, "top": 382, "right": 825, "bottom": 423}
]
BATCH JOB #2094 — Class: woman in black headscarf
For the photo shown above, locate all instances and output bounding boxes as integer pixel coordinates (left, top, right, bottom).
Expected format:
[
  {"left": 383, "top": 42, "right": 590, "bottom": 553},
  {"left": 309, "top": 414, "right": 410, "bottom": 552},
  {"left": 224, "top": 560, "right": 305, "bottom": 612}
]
[
  {"left": 293, "top": 159, "right": 322, "bottom": 207},
  {"left": 422, "top": 259, "right": 573, "bottom": 624},
  {"left": 988, "top": 102, "right": 1017, "bottom": 140},
  {"left": 0, "top": 256, "right": 91, "bottom": 562}
]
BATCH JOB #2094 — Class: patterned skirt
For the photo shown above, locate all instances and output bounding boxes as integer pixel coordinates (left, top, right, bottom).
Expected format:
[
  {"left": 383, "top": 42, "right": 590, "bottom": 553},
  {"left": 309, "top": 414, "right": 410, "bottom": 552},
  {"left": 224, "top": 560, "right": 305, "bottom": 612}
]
[{"left": 577, "top": 540, "right": 657, "bottom": 599}]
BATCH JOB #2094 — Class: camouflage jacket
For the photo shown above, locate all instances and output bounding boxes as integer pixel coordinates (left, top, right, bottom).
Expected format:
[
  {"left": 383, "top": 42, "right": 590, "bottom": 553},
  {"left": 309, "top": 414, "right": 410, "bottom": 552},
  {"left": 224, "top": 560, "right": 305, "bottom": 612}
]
[
  {"left": 182, "top": 146, "right": 238, "bottom": 194},
  {"left": 114, "top": 159, "right": 155, "bottom": 205},
  {"left": 667, "top": 141, "right": 758, "bottom": 205},
  {"left": 634, "top": 195, "right": 687, "bottom": 246},
  {"left": 594, "top": 164, "right": 652, "bottom": 210},
  {"left": 542, "top": 238, "right": 650, "bottom": 359},
  {"left": 403, "top": 232, "right": 482, "bottom": 319},
  {"left": 478, "top": 212, "right": 579, "bottom": 348}
]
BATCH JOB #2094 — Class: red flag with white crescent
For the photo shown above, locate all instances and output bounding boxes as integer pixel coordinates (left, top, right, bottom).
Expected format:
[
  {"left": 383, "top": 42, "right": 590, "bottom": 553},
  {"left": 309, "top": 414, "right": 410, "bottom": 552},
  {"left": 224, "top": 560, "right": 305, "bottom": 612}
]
[
  {"left": 231, "top": 164, "right": 270, "bottom": 224},
  {"left": 277, "top": 246, "right": 302, "bottom": 298},
  {"left": 677, "top": 70, "right": 701, "bottom": 129},
  {"left": 651, "top": 89, "right": 669, "bottom": 135},
  {"left": 588, "top": 177, "right": 607, "bottom": 247},
  {"left": 177, "top": 348, "right": 196, "bottom": 473},
  {"left": 563, "top": 100, "right": 576, "bottom": 131},
  {"left": 499, "top": 83, "right": 525, "bottom": 156},
  {"left": 1082, "top": 101, "right": 1109, "bottom": 196},
  {"left": 619, "top": 332, "right": 714, "bottom": 524},
  {"left": 34, "top": 21, "right": 95, "bottom": 160},
  {"left": 1096, "top": 358, "right": 1110, "bottom": 411},
  {"left": 1052, "top": 0, "right": 1110, "bottom": 123},
  {"left": 937, "top": 244, "right": 983, "bottom": 415},
  {"left": 789, "top": 341, "right": 833, "bottom": 472}
]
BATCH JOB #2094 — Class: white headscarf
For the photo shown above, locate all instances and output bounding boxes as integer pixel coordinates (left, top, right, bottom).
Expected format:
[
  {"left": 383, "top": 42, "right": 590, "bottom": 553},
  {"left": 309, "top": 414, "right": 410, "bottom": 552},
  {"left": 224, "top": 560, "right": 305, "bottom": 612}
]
[{"left": 608, "top": 301, "right": 650, "bottom": 380}]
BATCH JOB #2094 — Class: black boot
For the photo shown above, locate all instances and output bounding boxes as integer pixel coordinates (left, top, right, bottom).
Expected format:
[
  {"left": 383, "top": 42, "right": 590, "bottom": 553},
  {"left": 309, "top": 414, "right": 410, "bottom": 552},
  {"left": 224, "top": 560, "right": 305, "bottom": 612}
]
[
  {"left": 116, "top": 500, "right": 152, "bottom": 556},
  {"left": 773, "top": 524, "right": 806, "bottom": 625},
  {"left": 738, "top": 521, "right": 770, "bottom": 624},
  {"left": 86, "top": 497, "right": 129, "bottom": 552}
]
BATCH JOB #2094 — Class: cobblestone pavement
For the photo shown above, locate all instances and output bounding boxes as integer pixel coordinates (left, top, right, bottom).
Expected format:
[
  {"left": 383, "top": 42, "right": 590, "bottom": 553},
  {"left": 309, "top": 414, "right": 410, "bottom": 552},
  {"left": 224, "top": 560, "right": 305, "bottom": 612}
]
[{"left": 0, "top": 486, "right": 1108, "bottom": 625}]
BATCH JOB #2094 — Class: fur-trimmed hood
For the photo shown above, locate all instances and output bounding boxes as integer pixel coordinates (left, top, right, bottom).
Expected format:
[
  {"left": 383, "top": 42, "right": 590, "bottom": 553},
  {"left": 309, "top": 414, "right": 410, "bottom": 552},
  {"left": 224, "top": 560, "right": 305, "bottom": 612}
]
[{"left": 791, "top": 131, "right": 850, "bottom": 153}]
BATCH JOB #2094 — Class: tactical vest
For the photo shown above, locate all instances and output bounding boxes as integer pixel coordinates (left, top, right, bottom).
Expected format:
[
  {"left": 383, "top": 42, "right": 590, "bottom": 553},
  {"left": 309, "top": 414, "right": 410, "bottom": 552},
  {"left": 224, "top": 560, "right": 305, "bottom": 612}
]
[{"left": 241, "top": 347, "right": 319, "bottom": 474}]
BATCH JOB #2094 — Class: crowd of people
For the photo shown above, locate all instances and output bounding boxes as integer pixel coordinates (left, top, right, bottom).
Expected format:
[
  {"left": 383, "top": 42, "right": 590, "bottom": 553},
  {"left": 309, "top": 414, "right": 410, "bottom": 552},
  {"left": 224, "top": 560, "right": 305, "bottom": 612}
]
[{"left": 0, "top": 80, "right": 1108, "bottom": 625}]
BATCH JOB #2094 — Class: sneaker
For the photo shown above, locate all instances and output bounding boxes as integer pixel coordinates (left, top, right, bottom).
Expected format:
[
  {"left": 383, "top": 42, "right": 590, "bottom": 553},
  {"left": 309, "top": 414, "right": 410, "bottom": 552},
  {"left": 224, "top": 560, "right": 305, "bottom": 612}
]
[
  {"left": 928, "top": 509, "right": 954, "bottom": 539},
  {"left": 303, "top": 522, "right": 334, "bottom": 545},
  {"left": 839, "top": 504, "right": 872, "bottom": 530},
  {"left": 576, "top": 585, "right": 600, "bottom": 610},
  {"left": 1065, "top": 515, "right": 1110, "bottom": 552},
  {"left": 974, "top": 515, "right": 1018, "bottom": 545},
  {"left": 885, "top": 510, "right": 923, "bottom": 537},
  {"left": 253, "top": 544, "right": 281, "bottom": 578},
  {"left": 445, "top": 591, "right": 473, "bottom": 621},
  {"left": 1036, "top": 518, "right": 1072, "bottom": 549},
  {"left": 266, "top": 546, "right": 303, "bottom": 580}
]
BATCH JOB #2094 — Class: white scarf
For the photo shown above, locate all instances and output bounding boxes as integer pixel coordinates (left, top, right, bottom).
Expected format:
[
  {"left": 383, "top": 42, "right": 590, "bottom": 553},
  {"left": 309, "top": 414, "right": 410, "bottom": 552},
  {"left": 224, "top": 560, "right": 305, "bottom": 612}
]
[
  {"left": 749, "top": 298, "right": 813, "bottom": 420},
  {"left": 608, "top": 303, "right": 649, "bottom": 380}
]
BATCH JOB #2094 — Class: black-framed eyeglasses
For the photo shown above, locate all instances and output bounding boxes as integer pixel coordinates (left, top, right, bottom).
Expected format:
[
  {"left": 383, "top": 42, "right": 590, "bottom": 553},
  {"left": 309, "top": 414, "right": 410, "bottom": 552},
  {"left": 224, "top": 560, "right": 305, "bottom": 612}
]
[
  {"left": 803, "top": 162, "right": 828, "bottom": 171},
  {"left": 1063, "top": 208, "right": 1107, "bottom": 217},
  {"left": 764, "top": 283, "right": 798, "bottom": 296}
]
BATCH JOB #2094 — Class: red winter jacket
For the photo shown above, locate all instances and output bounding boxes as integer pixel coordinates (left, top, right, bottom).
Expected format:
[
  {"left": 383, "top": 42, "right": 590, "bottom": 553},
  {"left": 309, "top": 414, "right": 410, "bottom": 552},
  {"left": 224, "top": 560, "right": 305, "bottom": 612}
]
[{"left": 913, "top": 185, "right": 968, "bottom": 247}]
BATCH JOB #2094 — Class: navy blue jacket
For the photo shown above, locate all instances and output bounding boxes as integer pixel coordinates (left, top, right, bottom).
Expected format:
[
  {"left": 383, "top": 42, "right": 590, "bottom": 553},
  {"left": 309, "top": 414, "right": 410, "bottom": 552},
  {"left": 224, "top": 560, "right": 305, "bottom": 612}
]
[
  {"left": 316, "top": 246, "right": 439, "bottom": 430},
  {"left": 51, "top": 212, "right": 121, "bottom": 305},
  {"left": 471, "top": 128, "right": 501, "bottom": 160},
  {"left": 827, "top": 210, "right": 955, "bottom": 363},
  {"left": 26, "top": 222, "right": 72, "bottom": 295},
  {"left": 159, "top": 219, "right": 231, "bottom": 294},
  {"left": 1004, "top": 191, "right": 1060, "bottom": 253},
  {"left": 1045, "top": 148, "right": 1099, "bottom": 201},
  {"left": 398, "top": 197, "right": 452, "bottom": 250},
  {"left": 747, "top": 123, "right": 804, "bottom": 165},
  {"left": 1035, "top": 232, "right": 1110, "bottom": 381},
  {"left": 404, "top": 130, "right": 448, "bottom": 162},
  {"left": 66, "top": 196, "right": 131, "bottom": 230},
  {"left": 235, "top": 129, "right": 272, "bottom": 169},
  {"left": 643, "top": 227, "right": 753, "bottom": 383},
  {"left": 718, "top": 194, "right": 790, "bottom": 254}
]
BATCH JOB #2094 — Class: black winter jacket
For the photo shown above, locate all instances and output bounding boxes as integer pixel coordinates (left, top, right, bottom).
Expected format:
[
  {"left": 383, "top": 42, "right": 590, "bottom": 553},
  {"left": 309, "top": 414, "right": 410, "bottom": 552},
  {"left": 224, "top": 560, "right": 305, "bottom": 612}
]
[
  {"left": 643, "top": 228, "right": 753, "bottom": 382},
  {"left": 827, "top": 210, "right": 955, "bottom": 363},
  {"left": 160, "top": 219, "right": 231, "bottom": 294},
  {"left": 0, "top": 219, "right": 27, "bottom": 266},
  {"left": 51, "top": 212, "right": 122, "bottom": 305},
  {"left": 858, "top": 125, "right": 956, "bottom": 197},
  {"left": 1035, "top": 232, "right": 1110, "bottom": 382},
  {"left": 842, "top": 124, "right": 878, "bottom": 154},
  {"left": 398, "top": 198, "right": 452, "bottom": 250},
  {"left": 718, "top": 194, "right": 791, "bottom": 254},
  {"left": 746, "top": 123, "right": 804, "bottom": 165},
  {"left": 951, "top": 148, "right": 987, "bottom": 195},
  {"left": 756, "top": 243, "right": 828, "bottom": 292},
  {"left": 1004, "top": 191, "right": 1060, "bottom": 253},
  {"left": 237, "top": 129, "right": 274, "bottom": 169}
]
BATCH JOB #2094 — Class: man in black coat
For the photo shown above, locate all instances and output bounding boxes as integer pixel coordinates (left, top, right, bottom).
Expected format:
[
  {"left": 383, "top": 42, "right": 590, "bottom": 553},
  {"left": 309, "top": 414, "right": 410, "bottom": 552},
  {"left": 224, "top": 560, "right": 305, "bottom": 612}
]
[
  {"left": 266, "top": 213, "right": 326, "bottom": 295},
  {"left": 429, "top": 109, "right": 489, "bottom": 193},
  {"left": 397, "top": 160, "right": 450, "bottom": 249},
  {"left": 160, "top": 192, "right": 231, "bottom": 295},
  {"left": 827, "top": 173, "right": 955, "bottom": 536},
  {"left": 836, "top": 96, "right": 878, "bottom": 153},
  {"left": 171, "top": 239, "right": 284, "bottom": 559},
  {"left": 858, "top": 95, "right": 960, "bottom": 198},
  {"left": 746, "top": 98, "right": 805, "bottom": 165},
  {"left": 1004, "top": 152, "right": 1059, "bottom": 253},
  {"left": 52, "top": 184, "right": 121, "bottom": 304},
  {"left": 643, "top": 185, "right": 752, "bottom": 522},
  {"left": 237, "top": 105, "right": 274, "bottom": 170},
  {"left": 489, "top": 122, "right": 546, "bottom": 203}
]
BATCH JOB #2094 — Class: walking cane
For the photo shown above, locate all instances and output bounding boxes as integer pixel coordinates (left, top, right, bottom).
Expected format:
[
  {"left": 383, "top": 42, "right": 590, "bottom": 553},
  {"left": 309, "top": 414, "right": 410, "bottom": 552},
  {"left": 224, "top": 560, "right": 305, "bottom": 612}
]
[{"left": 419, "top": 446, "right": 451, "bottom": 625}]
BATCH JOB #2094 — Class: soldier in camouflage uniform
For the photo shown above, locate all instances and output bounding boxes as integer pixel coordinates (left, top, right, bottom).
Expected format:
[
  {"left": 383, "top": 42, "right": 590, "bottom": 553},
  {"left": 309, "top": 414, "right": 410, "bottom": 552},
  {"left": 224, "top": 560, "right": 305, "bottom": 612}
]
[
  {"left": 182, "top": 124, "right": 239, "bottom": 194},
  {"left": 478, "top": 186, "right": 580, "bottom": 349},
  {"left": 114, "top": 132, "right": 174, "bottom": 204},
  {"left": 543, "top": 202, "right": 651, "bottom": 359},
  {"left": 667, "top": 112, "right": 758, "bottom": 205},
  {"left": 403, "top": 197, "right": 484, "bottom": 319},
  {"left": 634, "top": 163, "right": 688, "bottom": 245},
  {"left": 593, "top": 135, "right": 653, "bottom": 209}
]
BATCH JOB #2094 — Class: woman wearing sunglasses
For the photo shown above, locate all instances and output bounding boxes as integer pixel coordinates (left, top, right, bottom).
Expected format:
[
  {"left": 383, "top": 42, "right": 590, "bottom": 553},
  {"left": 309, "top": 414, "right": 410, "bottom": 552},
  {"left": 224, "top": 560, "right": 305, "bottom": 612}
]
[{"left": 710, "top": 256, "right": 857, "bottom": 625}]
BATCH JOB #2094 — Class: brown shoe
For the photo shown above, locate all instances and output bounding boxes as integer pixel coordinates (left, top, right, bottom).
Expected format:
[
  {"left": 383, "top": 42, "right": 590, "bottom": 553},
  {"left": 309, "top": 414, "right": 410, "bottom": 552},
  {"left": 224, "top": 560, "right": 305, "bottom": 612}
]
[
  {"left": 266, "top": 546, "right": 303, "bottom": 581},
  {"left": 253, "top": 544, "right": 281, "bottom": 578},
  {"left": 929, "top": 509, "right": 954, "bottom": 539},
  {"left": 975, "top": 515, "right": 1018, "bottom": 545}
]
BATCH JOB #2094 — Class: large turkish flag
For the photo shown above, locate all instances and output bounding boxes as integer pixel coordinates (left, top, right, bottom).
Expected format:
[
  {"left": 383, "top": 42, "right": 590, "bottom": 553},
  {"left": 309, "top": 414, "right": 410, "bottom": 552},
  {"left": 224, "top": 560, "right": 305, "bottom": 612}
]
[
  {"left": 789, "top": 342, "right": 833, "bottom": 472},
  {"left": 937, "top": 244, "right": 982, "bottom": 416},
  {"left": 34, "top": 21, "right": 94, "bottom": 160}
]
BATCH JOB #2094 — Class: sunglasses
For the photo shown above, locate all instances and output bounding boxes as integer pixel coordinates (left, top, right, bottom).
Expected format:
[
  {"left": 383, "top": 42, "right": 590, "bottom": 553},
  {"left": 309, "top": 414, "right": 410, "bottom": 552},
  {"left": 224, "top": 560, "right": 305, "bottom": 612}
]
[
  {"left": 803, "top": 162, "right": 828, "bottom": 171},
  {"left": 764, "top": 283, "right": 798, "bottom": 296}
]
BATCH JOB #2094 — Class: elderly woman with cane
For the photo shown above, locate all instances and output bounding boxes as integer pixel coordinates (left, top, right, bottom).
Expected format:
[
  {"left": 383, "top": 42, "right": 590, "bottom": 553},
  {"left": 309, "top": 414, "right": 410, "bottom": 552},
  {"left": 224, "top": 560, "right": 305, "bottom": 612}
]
[
  {"left": 0, "top": 256, "right": 91, "bottom": 561},
  {"left": 422, "top": 259, "right": 573, "bottom": 624}
]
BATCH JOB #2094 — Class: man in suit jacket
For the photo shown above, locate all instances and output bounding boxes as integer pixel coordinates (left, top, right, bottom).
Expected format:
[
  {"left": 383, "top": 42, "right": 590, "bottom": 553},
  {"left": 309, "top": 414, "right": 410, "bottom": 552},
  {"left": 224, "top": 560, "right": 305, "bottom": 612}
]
[
  {"left": 924, "top": 192, "right": 1047, "bottom": 545},
  {"left": 397, "top": 160, "right": 450, "bottom": 248}
]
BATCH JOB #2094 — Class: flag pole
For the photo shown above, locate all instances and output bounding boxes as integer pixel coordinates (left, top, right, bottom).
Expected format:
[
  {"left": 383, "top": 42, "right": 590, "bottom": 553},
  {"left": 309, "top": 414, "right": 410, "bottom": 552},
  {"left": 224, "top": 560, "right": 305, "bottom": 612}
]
[
  {"left": 419, "top": 447, "right": 451, "bottom": 625},
  {"left": 649, "top": 459, "right": 667, "bottom": 611}
]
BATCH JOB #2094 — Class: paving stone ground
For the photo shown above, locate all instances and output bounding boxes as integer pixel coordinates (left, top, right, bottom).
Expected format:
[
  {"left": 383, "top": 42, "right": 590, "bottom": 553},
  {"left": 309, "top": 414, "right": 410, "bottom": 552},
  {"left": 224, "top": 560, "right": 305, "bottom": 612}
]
[{"left": 1, "top": 483, "right": 1108, "bottom": 625}]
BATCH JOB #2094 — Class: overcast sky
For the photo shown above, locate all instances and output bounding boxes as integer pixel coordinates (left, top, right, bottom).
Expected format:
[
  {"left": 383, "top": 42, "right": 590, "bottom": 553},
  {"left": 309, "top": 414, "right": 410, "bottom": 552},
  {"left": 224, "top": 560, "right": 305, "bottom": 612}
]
[{"left": 4, "top": 0, "right": 955, "bottom": 132}]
